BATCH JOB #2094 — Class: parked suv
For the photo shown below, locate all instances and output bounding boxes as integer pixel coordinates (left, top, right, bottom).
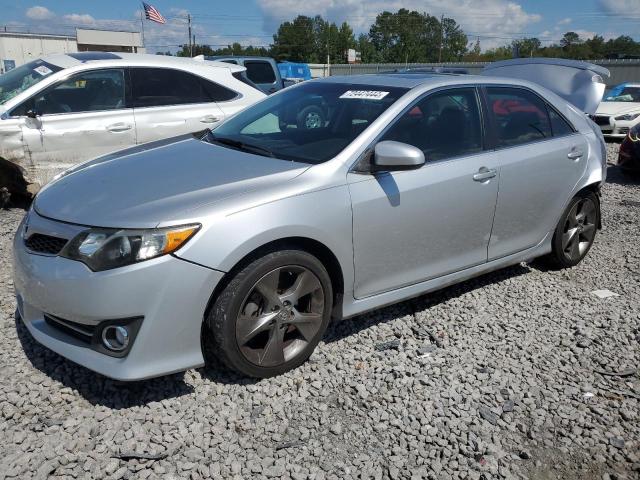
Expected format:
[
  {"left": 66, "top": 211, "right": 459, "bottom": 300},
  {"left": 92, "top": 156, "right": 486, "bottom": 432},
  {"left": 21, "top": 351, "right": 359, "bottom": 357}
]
[
  {"left": 197, "top": 56, "right": 285, "bottom": 95},
  {"left": 0, "top": 52, "right": 265, "bottom": 190}
]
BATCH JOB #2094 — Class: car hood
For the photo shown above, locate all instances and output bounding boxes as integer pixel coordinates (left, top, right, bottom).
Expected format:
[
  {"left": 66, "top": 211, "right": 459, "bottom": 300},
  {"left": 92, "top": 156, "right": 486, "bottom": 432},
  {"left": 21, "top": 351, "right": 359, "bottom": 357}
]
[
  {"left": 34, "top": 136, "right": 309, "bottom": 228},
  {"left": 596, "top": 102, "right": 640, "bottom": 115}
]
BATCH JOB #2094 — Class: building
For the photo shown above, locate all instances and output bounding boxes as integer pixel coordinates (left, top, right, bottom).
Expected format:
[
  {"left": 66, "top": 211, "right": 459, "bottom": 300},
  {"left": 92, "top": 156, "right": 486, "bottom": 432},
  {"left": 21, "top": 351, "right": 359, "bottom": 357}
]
[{"left": 0, "top": 28, "right": 145, "bottom": 73}]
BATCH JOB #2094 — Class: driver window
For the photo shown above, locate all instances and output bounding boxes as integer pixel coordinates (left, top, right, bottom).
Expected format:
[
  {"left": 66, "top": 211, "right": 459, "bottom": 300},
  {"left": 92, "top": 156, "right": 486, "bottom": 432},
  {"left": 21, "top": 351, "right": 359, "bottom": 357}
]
[
  {"left": 381, "top": 88, "right": 483, "bottom": 162},
  {"left": 32, "top": 69, "right": 126, "bottom": 115}
]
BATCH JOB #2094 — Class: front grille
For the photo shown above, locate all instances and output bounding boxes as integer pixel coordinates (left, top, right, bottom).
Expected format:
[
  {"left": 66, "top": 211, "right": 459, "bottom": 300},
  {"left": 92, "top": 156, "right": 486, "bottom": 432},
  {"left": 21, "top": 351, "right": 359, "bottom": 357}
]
[
  {"left": 24, "top": 234, "right": 68, "bottom": 255},
  {"left": 593, "top": 115, "right": 611, "bottom": 127},
  {"left": 618, "top": 127, "right": 630, "bottom": 135}
]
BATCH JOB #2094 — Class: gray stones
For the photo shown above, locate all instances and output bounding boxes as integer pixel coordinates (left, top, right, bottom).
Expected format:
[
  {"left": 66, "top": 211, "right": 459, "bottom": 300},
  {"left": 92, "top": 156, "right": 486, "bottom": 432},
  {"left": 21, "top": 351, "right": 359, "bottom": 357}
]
[{"left": 478, "top": 406, "right": 499, "bottom": 426}]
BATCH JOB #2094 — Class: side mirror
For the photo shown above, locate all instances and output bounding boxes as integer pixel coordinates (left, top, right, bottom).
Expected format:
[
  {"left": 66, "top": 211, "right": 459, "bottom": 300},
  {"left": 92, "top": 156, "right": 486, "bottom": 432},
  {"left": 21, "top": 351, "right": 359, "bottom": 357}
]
[
  {"left": 372, "top": 140, "right": 425, "bottom": 172},
  {"left": 26, "top": 109, "right": 40, "bottom": 119}
]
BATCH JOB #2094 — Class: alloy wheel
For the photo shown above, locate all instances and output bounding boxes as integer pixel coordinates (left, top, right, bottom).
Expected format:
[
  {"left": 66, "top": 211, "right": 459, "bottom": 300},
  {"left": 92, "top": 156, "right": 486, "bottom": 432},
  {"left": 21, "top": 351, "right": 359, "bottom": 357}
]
[
  {"left": 561, "top": 197, "right": 597, "bottom": 262},
  {"left": 235, "top": 265, "right": 325, "bottom": 367},
  {"left": 304, "top": 112, "right": 322, "bottom": 129}
]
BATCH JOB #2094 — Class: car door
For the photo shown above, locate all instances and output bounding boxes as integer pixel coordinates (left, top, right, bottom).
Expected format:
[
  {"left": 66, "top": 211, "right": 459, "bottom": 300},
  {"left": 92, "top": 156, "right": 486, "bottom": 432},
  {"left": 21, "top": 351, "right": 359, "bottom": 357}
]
[
  {"left": 13, "top": 68, "right": 135, "bottom": 185},
  {"left": 484, "top": 86, "right": 590, "bottom": 260},
  {"left": 243, "top": 60, "right": 281, "bottom": 94},
  {"left": 130, "top": 67, "right": 226, "bottom": 144},
  {"left": 348, "top": 87, "right": 500, "bottom": 299}
]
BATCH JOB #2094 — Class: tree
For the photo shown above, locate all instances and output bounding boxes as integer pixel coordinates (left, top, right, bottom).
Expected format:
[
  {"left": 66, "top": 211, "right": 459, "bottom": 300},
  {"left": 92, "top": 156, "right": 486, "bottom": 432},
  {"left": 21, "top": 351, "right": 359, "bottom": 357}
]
[
  {"left": 357, "top": 33, "right": 379, "bottom": 63},
  {"left": 604, "top": 35, "right": 640, "bottom": 58},
  {"left": 176, "top": 44, "right": 215, "bottom": 57},
  {"left": 560, "top": 31, "right": 581, "bottom": 49},
  {"left": 336, "top": 22, "right": 356, "bottom": 63},
  {"left": 369, "top": 9, "right": 442, "bottom": 63},
  {"left": 271, "top": 15, "right": 316, "bottom": 62},
  {"left": 585, "top": 35, "right": 605, "bottom": 59},
  {"left": 512, "top": 37, "right": 541, "bottom": 58},
  {"left": 440, "top": 17, "right": 468, "bottom": 61}
]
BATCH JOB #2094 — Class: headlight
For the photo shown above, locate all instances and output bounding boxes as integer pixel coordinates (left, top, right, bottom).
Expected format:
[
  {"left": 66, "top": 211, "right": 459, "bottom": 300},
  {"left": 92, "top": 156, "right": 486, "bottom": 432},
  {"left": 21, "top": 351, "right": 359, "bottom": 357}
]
[
  {"left": 614, "top": 113, "right": 640, "bottom": 121},
  {"left": 61, "top": 224, "right": 200, "bottom": 271}
]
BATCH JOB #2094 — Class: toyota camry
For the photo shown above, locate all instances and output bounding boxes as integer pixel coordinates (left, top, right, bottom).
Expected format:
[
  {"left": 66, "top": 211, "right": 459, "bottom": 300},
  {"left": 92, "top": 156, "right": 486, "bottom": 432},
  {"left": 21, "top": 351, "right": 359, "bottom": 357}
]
[{"left": 14, "top": 58, "right": 609, "bottom": 380}]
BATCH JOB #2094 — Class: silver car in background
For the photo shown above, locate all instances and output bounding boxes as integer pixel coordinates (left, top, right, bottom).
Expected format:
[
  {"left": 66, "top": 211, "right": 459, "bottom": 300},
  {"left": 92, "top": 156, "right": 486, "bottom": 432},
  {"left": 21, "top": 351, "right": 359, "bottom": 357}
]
[{"left": 13, "top": 59, "right": 608, "bottom": 380}]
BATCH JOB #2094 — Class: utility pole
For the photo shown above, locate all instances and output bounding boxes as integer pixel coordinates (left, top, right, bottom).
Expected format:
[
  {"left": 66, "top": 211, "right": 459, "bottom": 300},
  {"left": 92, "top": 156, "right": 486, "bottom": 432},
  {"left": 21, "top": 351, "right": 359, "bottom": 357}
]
[
  {"left": 439, "top": 14, "right": 444, "bottom": 63},
  {"left": 188, "top": 14, "right": 192, "bottom": 57}
]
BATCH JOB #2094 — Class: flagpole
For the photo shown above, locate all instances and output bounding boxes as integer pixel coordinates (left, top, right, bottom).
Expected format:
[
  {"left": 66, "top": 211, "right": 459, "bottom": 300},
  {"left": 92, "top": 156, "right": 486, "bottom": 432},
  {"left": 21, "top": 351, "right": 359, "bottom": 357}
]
[{"left": 140, "top": 9, "right": 145, "bottom": 52}]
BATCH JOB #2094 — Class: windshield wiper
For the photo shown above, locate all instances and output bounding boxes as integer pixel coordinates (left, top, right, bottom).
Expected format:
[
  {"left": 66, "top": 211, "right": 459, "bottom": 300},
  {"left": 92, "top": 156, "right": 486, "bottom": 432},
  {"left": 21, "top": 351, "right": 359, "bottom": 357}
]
[{"left": 208, "top": 134, "right": 277, "bottom": 159}]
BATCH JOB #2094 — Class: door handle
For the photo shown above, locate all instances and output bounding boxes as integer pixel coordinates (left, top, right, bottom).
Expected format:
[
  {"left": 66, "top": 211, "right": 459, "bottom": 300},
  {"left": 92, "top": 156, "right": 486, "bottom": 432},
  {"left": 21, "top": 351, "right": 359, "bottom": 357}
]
[
  {"left": 473, "top": 167, "right": 497, "bottom": 182},
  {"left": 200, "top": 115, "right": 220, "bottom": 123},
  {"left": 106, "top": 122, "right": 133, "bottom": 133},
  {"left": 567, "top": 149, "right": 584, "bottom": 160}
]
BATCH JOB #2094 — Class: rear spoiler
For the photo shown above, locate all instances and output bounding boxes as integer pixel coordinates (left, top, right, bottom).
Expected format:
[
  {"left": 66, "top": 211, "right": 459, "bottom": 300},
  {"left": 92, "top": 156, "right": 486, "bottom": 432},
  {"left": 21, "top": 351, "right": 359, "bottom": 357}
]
[{"left": 482, "top": 58, "right": 610, "bottom": 115}]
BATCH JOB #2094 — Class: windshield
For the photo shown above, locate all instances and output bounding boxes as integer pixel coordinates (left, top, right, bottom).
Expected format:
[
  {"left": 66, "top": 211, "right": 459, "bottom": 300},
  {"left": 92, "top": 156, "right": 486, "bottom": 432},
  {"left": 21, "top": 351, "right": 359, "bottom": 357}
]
[
  {"left": 206, "top": 82, "right": 408, "bottom": 164},
  {"left": 604, "top": 86, "right": 640, "bottom": 102},
  {"left": 0, "top": 59, "right": 62, "bottom": 105}
]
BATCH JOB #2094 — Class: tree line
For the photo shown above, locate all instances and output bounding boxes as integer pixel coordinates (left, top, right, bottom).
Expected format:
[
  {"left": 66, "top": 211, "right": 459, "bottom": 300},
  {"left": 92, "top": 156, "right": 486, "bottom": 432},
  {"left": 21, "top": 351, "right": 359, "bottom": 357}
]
[{"left": 166, "top": 9, "right": 640, "bottom": 63}]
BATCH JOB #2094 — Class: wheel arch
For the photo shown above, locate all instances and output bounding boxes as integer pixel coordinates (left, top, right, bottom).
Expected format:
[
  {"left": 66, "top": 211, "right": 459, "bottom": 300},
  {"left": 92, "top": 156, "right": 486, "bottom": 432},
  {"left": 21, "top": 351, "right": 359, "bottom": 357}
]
[
  {"left": 203, "top": 236, "right": 346, "bottom": 323},
  {"left": 576, "top": 181, "right": 602, "bottom": 229}
]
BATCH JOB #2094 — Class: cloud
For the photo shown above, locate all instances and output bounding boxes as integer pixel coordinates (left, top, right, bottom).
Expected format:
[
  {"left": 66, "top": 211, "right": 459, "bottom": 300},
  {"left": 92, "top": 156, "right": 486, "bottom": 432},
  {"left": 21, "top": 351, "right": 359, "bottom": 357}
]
[
  {"left": 557, "top": 17, "right": 572, "bottom": 26},
  {"left": 256, "top": 0, "right": 542, "bottom": 49},
  {"left": 26, "top": 6, "right": 54, "bottom": 20},
  {"left": 597, "top": 0, "right": 637, "bottom": 14},
  {"left": 63, "top": 14, "right": 96, "bottom": 25},
  {"left": 573, "top": 29, "right": 597, "bottom": 40}
]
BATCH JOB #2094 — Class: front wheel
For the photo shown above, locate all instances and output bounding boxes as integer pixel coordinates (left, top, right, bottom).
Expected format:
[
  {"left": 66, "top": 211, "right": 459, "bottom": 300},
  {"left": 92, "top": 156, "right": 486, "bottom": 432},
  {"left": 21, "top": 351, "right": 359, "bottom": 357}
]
[
  {"left": 297, "top": 105, "right": 325, "bottom": 130},
  {"left": 544, "top": 191, "right": 600, "bottom": 269},
  {"left": 204, "top": 249, "right": 332, "bottom": 378}
]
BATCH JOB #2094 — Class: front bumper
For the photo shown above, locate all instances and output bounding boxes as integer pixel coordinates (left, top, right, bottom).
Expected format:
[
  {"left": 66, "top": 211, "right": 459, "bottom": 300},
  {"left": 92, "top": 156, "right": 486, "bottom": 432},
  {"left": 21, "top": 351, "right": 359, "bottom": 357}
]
[
  {"left": 601, "top": 120, "right": 638, "bottom": 138},
  {"left": 13, "top": 219, "right": 224, "bottom": 381}
]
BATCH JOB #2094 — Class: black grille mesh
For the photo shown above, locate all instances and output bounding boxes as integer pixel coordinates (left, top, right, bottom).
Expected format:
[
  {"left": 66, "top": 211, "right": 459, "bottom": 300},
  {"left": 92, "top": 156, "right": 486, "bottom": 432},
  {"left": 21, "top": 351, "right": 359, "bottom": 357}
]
[
  {"left": 593, "top": 115, "right": 610, "bottom": 126},
  {"left": 25, "top": 234, "right": 68, "bottom": 255}
]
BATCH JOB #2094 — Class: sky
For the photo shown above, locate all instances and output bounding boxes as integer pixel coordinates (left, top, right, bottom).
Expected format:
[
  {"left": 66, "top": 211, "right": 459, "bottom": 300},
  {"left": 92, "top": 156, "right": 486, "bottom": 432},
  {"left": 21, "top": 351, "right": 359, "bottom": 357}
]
[{"left": 0, "top": 0, "right": 638, "bottom": 53}]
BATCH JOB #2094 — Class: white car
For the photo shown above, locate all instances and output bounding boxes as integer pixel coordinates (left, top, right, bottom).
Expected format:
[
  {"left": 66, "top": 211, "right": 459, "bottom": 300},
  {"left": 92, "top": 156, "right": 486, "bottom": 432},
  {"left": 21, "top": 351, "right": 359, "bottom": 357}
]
[
  {"left": 593, "top": 83, "right": 640, "bottom": 138},
  {"left": 0, "top": 52, "right": 265, "bottom": 188}
]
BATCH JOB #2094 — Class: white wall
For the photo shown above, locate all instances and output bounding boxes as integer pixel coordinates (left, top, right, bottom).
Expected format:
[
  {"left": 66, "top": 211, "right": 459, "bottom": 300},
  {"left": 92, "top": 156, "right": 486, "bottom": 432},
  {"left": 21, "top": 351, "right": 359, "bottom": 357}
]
[
  {"left": 76, "top": 29, "right": 142, "bottom": 48},
  {"left": 0, "top": 34, "right": 77, "bottom": 70}
]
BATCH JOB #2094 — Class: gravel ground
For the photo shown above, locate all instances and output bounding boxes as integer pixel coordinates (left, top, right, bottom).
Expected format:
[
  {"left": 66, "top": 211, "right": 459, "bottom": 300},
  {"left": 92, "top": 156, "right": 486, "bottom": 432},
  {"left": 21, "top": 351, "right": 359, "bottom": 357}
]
[{"left": 1, "top": 143, "right": 639, "bottom": 480}]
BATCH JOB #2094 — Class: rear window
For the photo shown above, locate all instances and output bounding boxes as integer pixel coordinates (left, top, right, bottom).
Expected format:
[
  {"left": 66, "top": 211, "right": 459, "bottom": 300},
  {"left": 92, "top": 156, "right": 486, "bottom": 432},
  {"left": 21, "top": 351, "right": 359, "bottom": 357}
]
[
  {"left": 131, "top": 67, "right": 237, "bottom": 106},
  {"left": 487, "top": 87, "right": 552, "bottom": 148},
  {"left": 548, "top": 108, "right": 575, "bottom": 137},
  {"left": 245, "top": 61, "right": 276, "bottom": 84}
]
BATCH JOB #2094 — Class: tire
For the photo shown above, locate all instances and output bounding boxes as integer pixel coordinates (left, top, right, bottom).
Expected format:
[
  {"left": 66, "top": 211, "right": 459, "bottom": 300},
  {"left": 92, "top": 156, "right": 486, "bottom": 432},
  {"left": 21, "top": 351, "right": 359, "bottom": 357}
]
[
  {"left": 544, "top": 191, "right": 600, "bottom": 269},
  {"left": 297, "top": 105, "right": 325, "bottom": 130},
  {"left": 204, "top": 249, "right": 333, "bottom": 378}
]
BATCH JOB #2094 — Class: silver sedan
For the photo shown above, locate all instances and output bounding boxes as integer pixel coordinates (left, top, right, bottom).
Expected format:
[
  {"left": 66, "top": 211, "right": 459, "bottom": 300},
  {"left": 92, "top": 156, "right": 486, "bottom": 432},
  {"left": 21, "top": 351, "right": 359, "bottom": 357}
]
[{"left": 14, "top": 60, "right": 608, "bottom": 379}]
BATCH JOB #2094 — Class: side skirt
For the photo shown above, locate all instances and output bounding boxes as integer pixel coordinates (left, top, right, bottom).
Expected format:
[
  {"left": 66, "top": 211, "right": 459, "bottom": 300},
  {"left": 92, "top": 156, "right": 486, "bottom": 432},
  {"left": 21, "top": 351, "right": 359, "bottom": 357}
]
[{"left": 340, "top": 233, "right": 552, "bottom": 320}]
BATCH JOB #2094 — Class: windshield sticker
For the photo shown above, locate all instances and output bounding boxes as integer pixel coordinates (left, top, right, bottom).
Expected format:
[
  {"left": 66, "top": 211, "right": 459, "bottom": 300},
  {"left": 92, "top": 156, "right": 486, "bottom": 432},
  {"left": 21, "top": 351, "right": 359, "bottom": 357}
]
[
  {"left": 340, "top": 90, "right": 389, "bottom": 100},
  {"left": 33, "top": 65, "right": 53, "bottom": 76}
]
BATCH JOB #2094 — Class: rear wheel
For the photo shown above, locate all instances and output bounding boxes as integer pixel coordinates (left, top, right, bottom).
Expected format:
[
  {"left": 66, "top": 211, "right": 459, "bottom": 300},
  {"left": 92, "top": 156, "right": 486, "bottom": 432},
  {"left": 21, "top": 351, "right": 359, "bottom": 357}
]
[
  {"left": 544, "top": 191, "right": 599, "bottom": 269},
  {"left": 204, "top": 249, "right": 332, "bottom": 377}
]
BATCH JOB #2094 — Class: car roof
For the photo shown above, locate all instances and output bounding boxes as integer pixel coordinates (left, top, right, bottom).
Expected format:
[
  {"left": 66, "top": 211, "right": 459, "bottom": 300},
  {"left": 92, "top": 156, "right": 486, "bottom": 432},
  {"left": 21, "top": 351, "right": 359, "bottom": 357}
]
[
  {"left": 205, "top": 55, "right": 275, "bottom": 61},
  {"left": 317, "top": 73, "right": 506, "bottom": 89},
  {"left": 41, "top": 52, "right": 245, "bottom": 72}
]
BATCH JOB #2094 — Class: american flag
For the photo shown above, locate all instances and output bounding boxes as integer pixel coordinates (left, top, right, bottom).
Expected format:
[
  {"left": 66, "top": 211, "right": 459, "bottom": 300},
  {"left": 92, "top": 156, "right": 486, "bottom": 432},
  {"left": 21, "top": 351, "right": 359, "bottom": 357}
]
[{"left": 142, "top": 2, "right": 166, "bottom": 24}]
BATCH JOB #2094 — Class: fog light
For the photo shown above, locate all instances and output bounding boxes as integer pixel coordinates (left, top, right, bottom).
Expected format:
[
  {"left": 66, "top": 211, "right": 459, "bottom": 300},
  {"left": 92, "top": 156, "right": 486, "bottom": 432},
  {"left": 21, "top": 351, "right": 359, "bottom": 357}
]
[{"left": 102, "top": 325, "right": 130, "bottom": 351}]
